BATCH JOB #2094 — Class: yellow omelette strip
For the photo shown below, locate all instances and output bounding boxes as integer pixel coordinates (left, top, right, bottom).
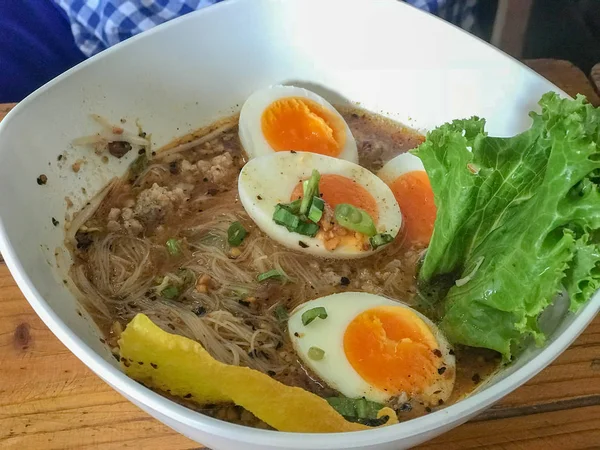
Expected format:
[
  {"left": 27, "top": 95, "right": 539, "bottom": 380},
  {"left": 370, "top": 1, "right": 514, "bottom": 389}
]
[{"left": 118, "top": 313, "right": 398, "bottom": 433}]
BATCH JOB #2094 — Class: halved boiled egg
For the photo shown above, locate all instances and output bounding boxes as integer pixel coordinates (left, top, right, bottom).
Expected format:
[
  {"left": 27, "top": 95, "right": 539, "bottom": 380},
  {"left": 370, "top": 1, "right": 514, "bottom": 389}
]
[
  {"left": 378, "top": 152, "right": 436, "bottom": 246},
  {"left": 239, "top": 85, "right": 358, "bottom": 163},
  {"left": 238, "top": 152, "right": 401, "bottom": 259},
  {"left": 288, "top": 292, "right": 455, "bottom": 405}
]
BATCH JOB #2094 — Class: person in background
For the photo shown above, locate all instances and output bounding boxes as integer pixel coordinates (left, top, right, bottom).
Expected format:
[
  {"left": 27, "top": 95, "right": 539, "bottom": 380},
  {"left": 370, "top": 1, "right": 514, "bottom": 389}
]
[{"left": 0, "top": 0, "right": 477, "bottom": 103}]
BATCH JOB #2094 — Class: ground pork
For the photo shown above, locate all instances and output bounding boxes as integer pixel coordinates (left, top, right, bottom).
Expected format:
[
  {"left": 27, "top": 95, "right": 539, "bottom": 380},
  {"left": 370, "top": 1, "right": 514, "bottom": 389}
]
[
  {"left": 133, "top": 183, "right": 188, "bottom": 227},
  {"left": 196, "top": 152, "right": 237, "bottom": 184}
]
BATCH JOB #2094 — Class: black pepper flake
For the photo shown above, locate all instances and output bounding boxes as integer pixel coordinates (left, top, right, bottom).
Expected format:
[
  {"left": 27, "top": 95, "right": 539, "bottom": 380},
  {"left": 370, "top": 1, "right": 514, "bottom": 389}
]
[
  {"left": 438, "top": 399, "right": 444, "bottom": 405},
  {"left": 257, "top": 195, "right": 263, "bottom": 200},
  {"left": 184, "top": 393, "right": 193, "bottom": 399},
  {"left": 267, "top": 370, "right": 276, "bottom": 376},
  {"left": 290, "top": 150, "right": 297, "bottom": 154},
  {"left": 57, "top": 154, "right": 63, "bottom": 161},
  {"left": 99, "top": 338, "right": 106, "bottom": 344},
  {"left": 203, "top": 177, "right": 208, "bottom": 182},
  {"left": 151, "top": 151, "right": 156, "bottom": 156},
  {"left": 294, "top": 332, "right": 300, "bottom": 337},
  {"left": 425, "top": 407, "right": 432, "bottom": 413},
  {"left": 472, "top": 373, "right": 481, "bottom": 384},
  {"left": 167, "top": 323, "right": 175, "bottom": 330},
  {"left": 238, "top": 300, "right": 251, "bottom": 307},
  {"left": 340, "top": 276, "right": 350, "bottom": 286},
  {"left": 51, "top": 217, "right": 59, "bottom": 227},
  {"left": 150, "top": 363, "right": 158, "bottom": 369},
  {"left": 432, "top": 349, "right": 442, "bottom": 357},
  {"left": 37, "top": 174, "right": 48, "bottom": 185},
  {"left": 138, "top": 148, "right": 145, "bottom": 155},
  {"left": 449, "top": 349, "right": 455, "bottom": 355},
  {"left": 437, "top": 366, "right": 447, "bottom": 375},
  {"left": 138, "top": 361, "right": 144, "bottom": 365},
  {"left": 193, "top": 305, "right": 207, "bottom": 316},
  {"left": 298, "top": 241, "right": 309, "bottom": 248}
]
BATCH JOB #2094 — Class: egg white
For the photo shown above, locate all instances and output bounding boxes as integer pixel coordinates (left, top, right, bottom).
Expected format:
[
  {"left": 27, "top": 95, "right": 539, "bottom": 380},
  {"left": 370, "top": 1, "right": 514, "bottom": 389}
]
[
  {"left": 238, "top": 152, "right": 402, "bottom": 259},
  {"left": 238, "top": 85, "right": 358, "bottom": 163},
  {"left": 377, "top": 152, "right": 426, "bottom": 185},
  {"left": 288, "top": 292, "right": 455, "bottom": 405}
]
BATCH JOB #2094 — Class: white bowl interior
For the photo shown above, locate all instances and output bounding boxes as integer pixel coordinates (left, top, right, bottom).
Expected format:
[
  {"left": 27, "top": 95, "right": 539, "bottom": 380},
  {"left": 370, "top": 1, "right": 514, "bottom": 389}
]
[{"left": 0, "top": 1, "right": 598, "bottom": 449}]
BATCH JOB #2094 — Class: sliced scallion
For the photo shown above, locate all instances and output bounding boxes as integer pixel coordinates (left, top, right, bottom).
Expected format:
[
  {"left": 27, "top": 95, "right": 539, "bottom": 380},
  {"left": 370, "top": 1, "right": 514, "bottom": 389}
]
[
  {"left": 301, "top": 306, "right": 328, "bottom": 325},
  {"left": 161, "top": 285, "right": 179, "bottom": 299},
  {"left": 166, "top": 238, "right": 182, "bottom": 256},
  {"left": 257, "top": 269, "right": 283, "bottom": 282},
  {"left": 308, "top": 346, "right": 325, "bottom": 360},
  {"left": 334, "top": 204, "right": 377, "bottom": 237},
  {"left": 273, "top": 205, "right": 300, "bottom": 230},
  {"left": 308, "top": 196, "right": 325, "bottom": 223},
  {"left": 369, "top": 233, "right": 394, "bottom": 250},
  {"left": 326, "top": 397, "right": 386, "bottom": 425},
  {"left": 294, "top": 221, "right": 319, "bottom": 237},
  {"left": 299, "top": 170, "right": 321, "bottom": 216},
  {"left": 274, "top": 305, "right": 289, "bottom": 322},
  {"left": 227, "top": 221, "right": 247, "bottom": 247}
]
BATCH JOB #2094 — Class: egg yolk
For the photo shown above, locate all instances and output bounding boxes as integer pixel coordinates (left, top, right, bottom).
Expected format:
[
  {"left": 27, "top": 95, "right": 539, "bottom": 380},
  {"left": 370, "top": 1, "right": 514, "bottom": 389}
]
[
  {"left": 261, "top": 97, "right": 346, "bottom": 157},
  {"left": 389, "top": 171, "right": 436, "bottom": 246},
  {"left": 343, "top": 306, "right": 440, "bottom": 395},
  {"left": 290, "top": 174, "right": 379, "bottom": 222}
]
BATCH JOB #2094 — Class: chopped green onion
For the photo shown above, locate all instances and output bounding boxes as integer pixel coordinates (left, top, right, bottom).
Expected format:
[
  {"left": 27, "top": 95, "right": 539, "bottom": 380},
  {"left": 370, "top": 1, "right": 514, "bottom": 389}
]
[
  {"left": 281, "top": 199, "right": 302, "bottom": 214},
  {"left": 326, "top": 397, "right": 386, "bottom": 425},
  {"left": 273, "top": 205, "right": 300, "bottom": 230},
  {"left": 166, "top": 238, "right": 182, "bottom": 256},
  {"left": 274, "top": 305, "right": 289, "bottom": 322},
  {"left": 177, "top": 268, "right": 195, "bottom": 286},
  {"left": 369, "top": 233, "right": 394, "bottom": 250},
  {"left": 334, "top": 204, "right": 377, "bottom": 236},
  {"left": 301, "top": 306, "right": 328, "bottom": 325},
  {"left": 294, "top": 221, "right": 320, "bottom": 237},
  {"left": 308, "top": 346, "right": 325, "bottom": 360},
  {"left": 299, "top": 170, "right": 321, "bottom": 216},
  {"left": 308, "top": 196, "right": 325, "bottom": 223},
  {"left": 227, "top": 221, "right": 247, "bottom": 246},
  {"left": 129, "top": 154, "right": 148, "bottom": 179},
  {"left": 257, "top": 269, "right": 283, "bottom": 282},
  {"left": 161, "top": 285, "right": 179, "bottom": 299}
]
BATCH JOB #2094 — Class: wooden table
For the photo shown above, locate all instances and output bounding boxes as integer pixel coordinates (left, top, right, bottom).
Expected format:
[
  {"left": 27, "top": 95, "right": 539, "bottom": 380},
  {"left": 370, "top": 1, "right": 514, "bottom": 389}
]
[{"left": 1, "top": 60, "right": 599, "bottom": 450}]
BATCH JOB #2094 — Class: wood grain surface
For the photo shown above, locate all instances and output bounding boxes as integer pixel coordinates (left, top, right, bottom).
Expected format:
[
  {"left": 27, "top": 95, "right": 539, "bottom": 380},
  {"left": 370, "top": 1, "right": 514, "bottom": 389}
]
[{"left": 1, "top": 60, "right": 599, "bottom": 450}]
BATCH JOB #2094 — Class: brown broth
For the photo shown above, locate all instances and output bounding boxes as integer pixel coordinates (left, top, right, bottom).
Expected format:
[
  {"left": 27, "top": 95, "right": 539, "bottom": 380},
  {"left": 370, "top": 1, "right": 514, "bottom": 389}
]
[{"left": 69, "top": 106, "right": 500, "bottom": 428}]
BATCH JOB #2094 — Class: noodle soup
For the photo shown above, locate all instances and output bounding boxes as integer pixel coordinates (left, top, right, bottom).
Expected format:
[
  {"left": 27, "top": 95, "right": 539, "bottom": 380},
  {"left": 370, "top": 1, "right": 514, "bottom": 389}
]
[{"left": 67, "top": 97, "right": 499, "bottom": 431}]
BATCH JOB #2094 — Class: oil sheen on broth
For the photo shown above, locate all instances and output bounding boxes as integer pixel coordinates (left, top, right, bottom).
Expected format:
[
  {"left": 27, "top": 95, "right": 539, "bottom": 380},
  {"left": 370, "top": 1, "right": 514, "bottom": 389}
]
[{"left": 68, "top": 107, "right": 499, "bottom": 429}]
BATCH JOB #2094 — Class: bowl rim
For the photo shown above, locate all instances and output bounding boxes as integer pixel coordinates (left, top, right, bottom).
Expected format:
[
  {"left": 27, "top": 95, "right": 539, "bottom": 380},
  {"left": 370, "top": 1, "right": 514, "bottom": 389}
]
[{"left": 1, "top": 0, "right": 599, "bottom": 447}]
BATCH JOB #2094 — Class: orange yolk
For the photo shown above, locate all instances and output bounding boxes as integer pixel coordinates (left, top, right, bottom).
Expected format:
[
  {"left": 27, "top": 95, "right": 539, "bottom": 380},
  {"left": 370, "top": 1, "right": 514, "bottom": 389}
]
[
  {"left": 261, "top": 97, "right": 345, "bottom": 157},
  {"left": 389, "top": 171, "right": 436, "bottom": 246},
  {"left": 291, "top": 174, "right": 379, "bottom": 222},
  {"left": 343, "top": 306, "right": 440, "bottom": 395}
]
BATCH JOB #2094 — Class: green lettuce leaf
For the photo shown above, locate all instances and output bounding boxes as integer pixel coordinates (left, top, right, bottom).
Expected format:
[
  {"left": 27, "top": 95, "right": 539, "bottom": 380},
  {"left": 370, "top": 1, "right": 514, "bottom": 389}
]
[{"left": 413, "top": 92, "right": 600, "bottom": 359}]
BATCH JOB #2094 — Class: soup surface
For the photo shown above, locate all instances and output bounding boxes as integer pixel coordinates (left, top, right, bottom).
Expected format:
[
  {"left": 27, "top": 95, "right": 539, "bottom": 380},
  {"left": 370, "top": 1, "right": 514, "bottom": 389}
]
[{"left": 68, "top": 107, "right": 499, "bottom": 428}]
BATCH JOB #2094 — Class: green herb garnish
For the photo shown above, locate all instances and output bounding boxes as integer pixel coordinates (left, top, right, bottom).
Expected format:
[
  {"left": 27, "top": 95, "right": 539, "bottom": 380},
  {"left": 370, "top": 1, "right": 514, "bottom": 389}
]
[
  {"left": 325, "top": 397, "right": 387, "bottom": 426},
  {"left": 299, "top": 170, "right": 321, "bottom": 216},
  {"left": 166, "top": 238, "right": 182, "bottom": 256},
  {"left": 370, "top": 233, "right": 394, "bottom": 249},
  {"left": 308, "top": 196, "right": 325, "bottom": 223},
  {"left": 161, "top": 285, "right": 179, "bottom": 299},
  {"left": 308, "top": 346, "right": 325, "bottom": 360},
  {"left": 301, "top": 306, "right": 328, "bottom": 325},
  {"left": 257, "top": 269, "right": 283, "bottom": 282},
  {"left": 334, "top": 204, "right": 377, "bottom": 237},
  {"left": 227, "top": 221, "right": 247, "bottom": 247},
  {"left": 273, "top": 205, "right": 300, "bottom": 230},
  {"left": 274, "top": 304, "right": 289, "bottom": 322}
]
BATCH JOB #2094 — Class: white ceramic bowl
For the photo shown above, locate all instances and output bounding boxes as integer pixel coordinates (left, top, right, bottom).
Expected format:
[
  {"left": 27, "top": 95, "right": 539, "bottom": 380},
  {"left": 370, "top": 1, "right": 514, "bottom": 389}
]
[{"left": 0, "top": 0, "right": 598, "bottom": 448}]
